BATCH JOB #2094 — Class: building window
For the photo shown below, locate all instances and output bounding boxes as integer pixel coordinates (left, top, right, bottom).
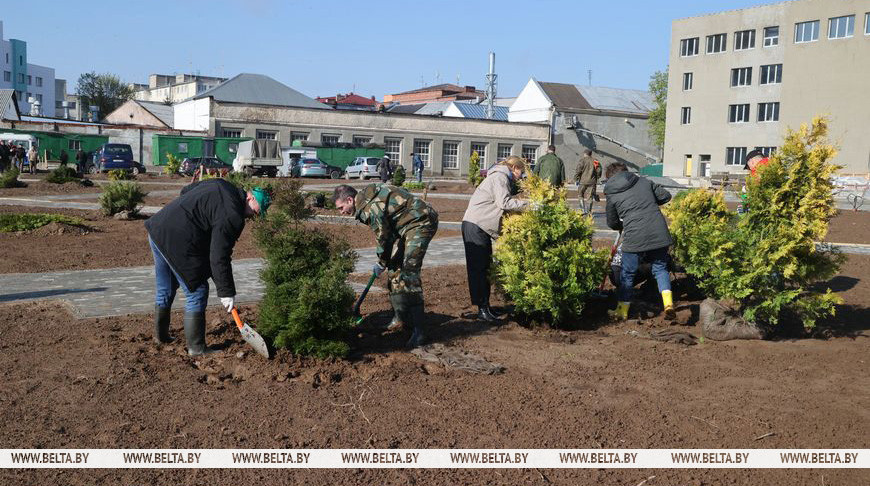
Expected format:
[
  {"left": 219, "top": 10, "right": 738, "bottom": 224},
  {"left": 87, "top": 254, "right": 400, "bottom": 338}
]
[
  {"left": 26, "top": 75, "right": 32, "bottom": 85},
  {"left": 795, "top": 20, "right": 820, "bottom": 43},
  {"left": 706, "top": 33, "right": 727, "bottom": 53},
  {"left": 17, "top": 73, "right": 24, "bottom": 83},
  {"left": 413, "top": 140, "right": 431, "bottom": 168},
  {"left": 828, "top": 15, "right": 855, "bottom": 39},
  {"left": 256, "top": 130, "right": 277, "bottom": 140},
  {"left": 680, "top": 37, "right": 699, "bottom": 57},
  {"left": 866, "top": 12, "right": 870, "bottom": 35},
  {"left": 758, "top": 102, "right": 780, "bottom": 122},
  {"left": 68, "top": 101, "right": 77, "bottom": 109},
  {"left": 760, "top": 64, "right": 783, "bottom": 84},
  {"left": 177, "top": 143, "right": 189, "bottom": 153},
  {"left": 734, "top": 29, "right": 756, "bottom": 50},
  {"left": 321, "top": 134, "right": 340, "bottom": 145},
  {"left": 680, "top": 107, "right": 691, "bottom": 125},
  {"left": 3, "top": 71, "right": 9, "bottom": 82},
  {"left": 726, "top": 147, "right": 747, "bottom": 166},
  {"left": 291, "top": 132, "right": 309, "bottom": 142},
  {"left": 35, "top": 94, "right": 42, "bottom": 103},
  {"left": 730, "top": 67, "right": 752, "bottom": 87},
  {"left": 755, "top": 146, "right": 777, "bottom": 157},
  {"left": 352, "top": 135, "right": 372, "bottom": 145},
  {"left": 26, "top": 92, "right": 32, "bottom": 101},
  {"left": 385, "top": 138, "right": 402, "bottom": 164},
  {"left": 470, "top": 142, "right": 487, "bottom": 164},
  {"left": 35, "top": 76, "right": 42, "bottom": 87},
  {"left": 56, "top": 100, "right": 63, "bottom": 109},
  {"left": 522, "top": 145, "right": 538, "bottom": 164},
  {"left": 497, "top": 144, "right": 512, "bottom": 161},
  {"left": 228, "top": 143, "right": 239, "bottom": 154},
  {"left": 728, "top": 104, "right": 750, "bottom": 123},
  {"left": 442, "top": 141, "right": 459, "bottom": 169},
  {"left": 19, "top": 55, "right": 23, "bottom": 66},
  {"left": 763, "top": 26, "right": 780, "bottom": 46},
  {"left": 222, "top": 128, "right": 242, "bottom": 138},
  {"left": 682, "top": 72, "right": 693, "bottom": 91},
  {"left": 68, "top": 140, "right": 81, "bottom": 151}
]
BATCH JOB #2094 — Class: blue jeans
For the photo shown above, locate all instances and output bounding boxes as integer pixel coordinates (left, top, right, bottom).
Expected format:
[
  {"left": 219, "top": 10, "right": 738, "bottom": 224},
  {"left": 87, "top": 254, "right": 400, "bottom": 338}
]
[
  {"left": 618, "top": 246, "right": 671, "bottom": 302},
  {"left": 149, "top": 237, "right": 209, "bottom": 313},
  {"left": 416, "top": 167, "right": 423, "bottom": 183}
]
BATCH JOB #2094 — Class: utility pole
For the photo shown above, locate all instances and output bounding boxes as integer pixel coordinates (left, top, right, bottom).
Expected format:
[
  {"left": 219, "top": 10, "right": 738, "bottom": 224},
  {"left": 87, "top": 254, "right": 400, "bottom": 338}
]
[{"left": 485, "top": 52, "right": 497, "bottom": 120}]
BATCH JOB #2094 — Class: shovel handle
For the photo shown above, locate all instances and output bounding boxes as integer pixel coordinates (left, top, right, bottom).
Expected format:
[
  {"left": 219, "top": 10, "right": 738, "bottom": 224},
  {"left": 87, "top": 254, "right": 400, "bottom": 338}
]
[
  {"left": 231, "top": 308, "right": 245, "bottom": 331},
  {"left": 352, "top": 272, "right": 378, "bottom": 317}
]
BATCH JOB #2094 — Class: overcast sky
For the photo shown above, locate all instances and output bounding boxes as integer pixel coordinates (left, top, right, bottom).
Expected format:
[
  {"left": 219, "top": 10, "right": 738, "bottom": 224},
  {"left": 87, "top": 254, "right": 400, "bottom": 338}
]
[{"left": 3, "top": 0, "right": 784, "bottom": 99}]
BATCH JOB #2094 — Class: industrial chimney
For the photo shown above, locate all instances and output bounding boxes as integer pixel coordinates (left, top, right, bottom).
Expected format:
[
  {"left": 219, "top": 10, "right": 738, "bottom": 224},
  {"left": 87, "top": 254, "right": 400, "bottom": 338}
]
[{"left": 485, "top": 52, "right": 498, "bottom": 120}]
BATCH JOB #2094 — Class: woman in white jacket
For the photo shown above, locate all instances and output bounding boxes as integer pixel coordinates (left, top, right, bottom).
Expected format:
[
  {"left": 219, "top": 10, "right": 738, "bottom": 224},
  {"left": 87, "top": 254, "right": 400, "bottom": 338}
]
[{"left": 461, "top": 156, "right": 528, "bottom": 322}]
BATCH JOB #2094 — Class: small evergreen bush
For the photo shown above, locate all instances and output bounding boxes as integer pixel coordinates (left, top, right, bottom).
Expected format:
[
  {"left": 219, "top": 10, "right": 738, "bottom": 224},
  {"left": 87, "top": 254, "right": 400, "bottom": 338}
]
[
  {"left": 107, "top": 169, "right": 134, "bottom": 181},
  {"left": 164, "top": 153, "right": 181, "bottom": 175},
  {"left": 493, "top": 176, "right": 609, "bottom": 326},
  {"left": 664, "top": 117, "right": 844, "bottom": 329},
  {"left": 99, "top": 181, "right": 148, "bottom": 216},
  {"left": 45, "top": 165, "right": 80, "bottom": 184},
  {"left": 224, "top": 171, "right": 253, "bottom": 191},
  {"left": 402, "top": 182, "right": 425, "bottom": 190},
  {"left": 0, "top": 213, "right": 85, "bottom": 232},
  {"left": 254, "top": 180, "right": 356, "bottom": 358},
  {"left": 0, "top": 168, "right": 26, "bottom": 188},
  {"left": 468, "top": 150, "right": 484, "bottom": 186},
  {"left": 391, "top": 165, "right": 406, "bottom": 186}
]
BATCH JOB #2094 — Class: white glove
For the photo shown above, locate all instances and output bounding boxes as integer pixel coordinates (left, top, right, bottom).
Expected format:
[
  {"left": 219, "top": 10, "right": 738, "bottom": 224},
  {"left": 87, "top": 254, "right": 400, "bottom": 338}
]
[
  {"left": 220, "top": 297, "right": 235, "bottom": 313},
  {"left": 372, "top": 263, "right": 385, "bottom": 277}
]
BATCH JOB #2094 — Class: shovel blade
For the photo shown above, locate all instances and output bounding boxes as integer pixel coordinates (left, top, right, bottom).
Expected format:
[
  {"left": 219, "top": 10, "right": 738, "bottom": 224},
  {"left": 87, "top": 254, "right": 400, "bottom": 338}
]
[{"left": 239, "top": 322, "right": 270, "bottom": 358}]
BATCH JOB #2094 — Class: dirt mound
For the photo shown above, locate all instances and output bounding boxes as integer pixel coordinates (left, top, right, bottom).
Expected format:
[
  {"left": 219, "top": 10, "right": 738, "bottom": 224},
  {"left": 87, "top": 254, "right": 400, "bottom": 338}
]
[{"left": 28, "top": 221, "right": 92, "bottom": 236}]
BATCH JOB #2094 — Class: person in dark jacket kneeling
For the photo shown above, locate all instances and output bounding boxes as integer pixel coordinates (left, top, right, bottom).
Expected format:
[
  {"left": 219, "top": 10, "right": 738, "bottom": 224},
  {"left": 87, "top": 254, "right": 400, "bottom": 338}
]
[
  {"left": 603, "top": 162, "right": 675, "bottom": 321},
  {"left": 145, "top": 179, "right": 271, "bottom": 356}
]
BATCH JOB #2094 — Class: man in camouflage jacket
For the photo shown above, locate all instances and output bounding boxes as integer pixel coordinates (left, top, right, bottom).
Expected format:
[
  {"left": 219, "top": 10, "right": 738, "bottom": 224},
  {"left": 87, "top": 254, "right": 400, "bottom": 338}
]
[{"left": 332, "top": 183, "right": 439, "bottom": 347}]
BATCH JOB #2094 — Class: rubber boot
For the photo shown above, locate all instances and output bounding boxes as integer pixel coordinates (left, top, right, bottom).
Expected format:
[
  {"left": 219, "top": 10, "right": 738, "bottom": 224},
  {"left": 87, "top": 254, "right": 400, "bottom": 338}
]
[
  {"left": 608, "top": 301, "right": 630, "bottom": 321},
  {"left": 662, "top": 290, "right": 676, "bottom": 321},
  {"left": 183, "top": 312, "right": 218, "bottom": 356},
  {"left": 153, "top": 305, "right": 174, "bottom": 344},
  {"left": 406, "top": 303, "right": 427, "bottom": 349},
  {"left": 386, "top": 311, "right": 404, "bottom": 332}
]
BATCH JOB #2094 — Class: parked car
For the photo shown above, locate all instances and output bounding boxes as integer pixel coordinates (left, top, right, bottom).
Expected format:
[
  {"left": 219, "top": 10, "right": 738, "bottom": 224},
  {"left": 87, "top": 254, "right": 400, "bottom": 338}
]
[
  {"left": 344, "top": 156, "right": 381, "bottom": 180},
  {"left": 179, "top": 156, "right": 232, "bottom": 176},
  {"left": 291, "top": 158, "right": 343, "bottom": 179},
  {"left": 88, "top": 143, "right": 145, "bottom": 174}
]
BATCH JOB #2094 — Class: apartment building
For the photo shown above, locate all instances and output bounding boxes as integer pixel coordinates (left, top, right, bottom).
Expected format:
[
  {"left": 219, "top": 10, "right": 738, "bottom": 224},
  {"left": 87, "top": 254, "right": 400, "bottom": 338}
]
[
  {"left": 0, "top": 21, "right": 55, "bottom": 116},
  {"left": 664, "top": 0, "right": 870, "bottom": 177},
  {"left": 133, "top": 73, "right": 227, "bottom": 104}
]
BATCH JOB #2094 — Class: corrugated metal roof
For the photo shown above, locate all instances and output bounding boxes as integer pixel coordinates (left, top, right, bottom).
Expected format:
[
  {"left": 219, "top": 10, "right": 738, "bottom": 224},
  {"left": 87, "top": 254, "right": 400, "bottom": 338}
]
[
  {"left": 414, "top": 101, "right": 452, "bottom": 115},
  {"left": 452, "top": 102, "right": 509, "bottom": 121},
  {"left": 137, "top": 101, "right": 174, "bottom": 127},
  {"left": 386, "top": 103, "right": 426, "bottom": 114},
  {"left": 194, "top": 73, "right": 330, "bottom": 110},
  {"left": 575, "top": 86, "right": 653, "bottom": 114},
  {"left": 0, "top": 89, "right": 20, "bottom": 120}
]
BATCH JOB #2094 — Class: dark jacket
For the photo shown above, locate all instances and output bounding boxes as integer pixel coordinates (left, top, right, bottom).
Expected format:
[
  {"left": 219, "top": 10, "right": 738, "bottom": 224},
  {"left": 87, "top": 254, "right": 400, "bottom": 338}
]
[
  {"left": 75, "top": 150, "right": 87, "bottom": 164},
  {"left": 574, "top": 155, "right": 601, "bottom": 185},
  {"left": 534, "top": 152, "right": 566, "bottom": 187},
  {"left": 604, "top": 171, "right": 672, "bottom": 253},
  {"left": 145, "top": 179, "right": 246, "bottom": 297},
  {"left": 376, "top": 157, "right": 392, "bottom": 178}
]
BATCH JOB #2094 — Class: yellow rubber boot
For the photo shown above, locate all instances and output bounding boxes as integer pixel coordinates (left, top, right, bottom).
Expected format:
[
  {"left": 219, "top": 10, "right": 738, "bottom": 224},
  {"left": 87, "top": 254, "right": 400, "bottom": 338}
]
[
  {"left": 608, "top": 301, "right": 630, "bottom": 321},
  {"left": 662, "top": 290, "right": 676, "bottom": 321}
]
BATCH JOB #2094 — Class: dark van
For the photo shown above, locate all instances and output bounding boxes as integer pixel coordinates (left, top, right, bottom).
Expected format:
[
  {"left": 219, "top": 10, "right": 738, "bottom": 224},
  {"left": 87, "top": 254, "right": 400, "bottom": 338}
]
[{"left": 89, "top": 143, "right": 145, "bottom": 174}]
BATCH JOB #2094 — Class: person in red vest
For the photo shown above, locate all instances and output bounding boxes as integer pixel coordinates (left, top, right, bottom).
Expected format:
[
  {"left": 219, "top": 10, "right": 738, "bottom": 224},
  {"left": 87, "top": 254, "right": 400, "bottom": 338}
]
[{"left": 743, "top": 149, "right": 770, "bottom": 177}]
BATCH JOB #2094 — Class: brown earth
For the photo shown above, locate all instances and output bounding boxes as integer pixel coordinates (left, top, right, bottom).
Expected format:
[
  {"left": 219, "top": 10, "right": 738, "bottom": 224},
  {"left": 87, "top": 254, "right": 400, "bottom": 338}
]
[
  {"left": 0, "top": 205, "right": 459, "bottom": 273},
  {"left": 825, "top": 210, "right": 870, "bottom": 245},
  {"left": 1, "top": 256, "right": 868, "bottom": 485}
]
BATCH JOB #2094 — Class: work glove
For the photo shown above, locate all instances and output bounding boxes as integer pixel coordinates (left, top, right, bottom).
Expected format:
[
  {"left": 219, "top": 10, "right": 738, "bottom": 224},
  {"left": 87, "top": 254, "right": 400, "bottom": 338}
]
[
  {"left": 220, "top": 297, "right": 235, "bottom": 314},
  {"left": 372, "top": 263, "right": 386, "bottom": 278}
]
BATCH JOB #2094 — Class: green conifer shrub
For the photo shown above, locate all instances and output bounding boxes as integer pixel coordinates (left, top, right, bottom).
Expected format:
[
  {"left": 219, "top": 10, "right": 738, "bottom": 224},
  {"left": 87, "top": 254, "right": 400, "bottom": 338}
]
[
  {"left": 468, "top": 150, "right": 484, "bottom": 186},
  {"left": 0, "top": 167, "right": 26, "bottom": 188},
  {"left": 99, "top": 181, "right": 148, "bottom": 216},
  {"left": 45, "top": 165, "right": 80, "bottom": 184},
  {"left": 664, "top": 117, "right": 844, "bottom": 329},
  {"left": 107, "top": 169, "right": 134, "bottom": 181},
  {"left": 164, "top": 153, "right": 181, "bottom": 175},
  {"left": 253, "top": 180, "right": 357, "bottom": 358},
  {"left": 493, "top": 176, "right": 609, "bottom": 326},
  {"left": 391, "top": 165, "right": 406, "bottom": 186}
]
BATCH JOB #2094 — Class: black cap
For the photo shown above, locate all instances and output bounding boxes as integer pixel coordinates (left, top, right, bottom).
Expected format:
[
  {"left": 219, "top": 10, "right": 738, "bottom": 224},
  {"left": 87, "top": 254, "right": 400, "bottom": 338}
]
[{"left": 743, "top": 149, "right": 764, "bottom": 169}]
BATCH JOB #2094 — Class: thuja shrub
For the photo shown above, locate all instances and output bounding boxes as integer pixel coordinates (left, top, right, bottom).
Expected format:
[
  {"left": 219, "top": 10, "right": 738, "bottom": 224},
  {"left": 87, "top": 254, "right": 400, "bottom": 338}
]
[
  {"left": 493, "top": 176, "right": 609, "bottom": 326},
  {"left": 0, "top": 167, "right": 26, "bottom": 188},
  {"left": 468, "top": 150, "right": 483, "bottom": 186},
  {"left": 164, "top": 153, "right": 181, "bottom": 175},
  {"left": 45, "top": 165, "right": 79, "bottom": 184},
  {"left": 664, "top": 117, "right": 844, "bottom": 329},
  {"left": 107, "top": 169, "right": 134, "bottom": 181},
  {"left": 99, "top": 181, "right": 148, "bottom": 216},
  {"left": 254, "top": 179, "right": 357, "bottom": 358},
  {"left": 391, "top": 165, "right": 406, "bottom": 186}
]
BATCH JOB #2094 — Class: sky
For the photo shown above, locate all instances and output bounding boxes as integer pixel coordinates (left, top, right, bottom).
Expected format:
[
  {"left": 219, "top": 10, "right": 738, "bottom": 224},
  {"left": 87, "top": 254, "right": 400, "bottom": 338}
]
[{"left": 2, "top": 0, "right": 785, "bottom": 99}]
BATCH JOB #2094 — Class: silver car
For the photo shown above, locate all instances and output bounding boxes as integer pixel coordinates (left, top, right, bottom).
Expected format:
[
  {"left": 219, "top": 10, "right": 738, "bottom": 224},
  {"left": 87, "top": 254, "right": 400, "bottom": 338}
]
[
  {"left": 344, "top": 156, "right": 381, "bottom": 180},
  {"left": 295, "top": 158, "right": 343, "bottom": 179}
]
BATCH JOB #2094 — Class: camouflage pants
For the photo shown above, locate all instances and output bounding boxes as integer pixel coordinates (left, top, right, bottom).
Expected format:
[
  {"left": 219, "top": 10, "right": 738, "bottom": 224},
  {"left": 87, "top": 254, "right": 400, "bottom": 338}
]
[{"left": 386, "top": 215, "right": 438, "bottom": 299}]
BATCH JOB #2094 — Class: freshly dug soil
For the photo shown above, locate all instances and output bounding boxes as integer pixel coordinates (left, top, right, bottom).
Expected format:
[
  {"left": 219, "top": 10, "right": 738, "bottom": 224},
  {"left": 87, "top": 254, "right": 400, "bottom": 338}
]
[
  {"left": 0, "top": 180, "right": 103, "bottom": 197},
  {"left": 825, "top": 209, "right": 870, "bottom": 244},
  {"left": 1, "top": 258, "right": 867, "bottom": 485},
  {"left": 0, "top": 205, "right": 459, "bottom": 273}
]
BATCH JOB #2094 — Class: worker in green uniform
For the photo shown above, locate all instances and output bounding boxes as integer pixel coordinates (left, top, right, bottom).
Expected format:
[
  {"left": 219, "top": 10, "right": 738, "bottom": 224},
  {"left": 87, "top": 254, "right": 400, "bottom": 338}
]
[
  {"left": 332, "top": 183, "right": 439, "bottom": 348},
  {"left": 533, "top": 144, "right": 566, "bottom": 187}
]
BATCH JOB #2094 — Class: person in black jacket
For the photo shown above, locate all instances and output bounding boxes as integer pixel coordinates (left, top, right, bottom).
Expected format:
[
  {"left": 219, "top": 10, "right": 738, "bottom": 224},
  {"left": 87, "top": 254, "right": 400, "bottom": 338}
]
[
  {"left": 603, "top": 162, "right": 675, "bottom": 321},
  {"left": 144, "top": 179, "right": 271, "bottom": 356}
]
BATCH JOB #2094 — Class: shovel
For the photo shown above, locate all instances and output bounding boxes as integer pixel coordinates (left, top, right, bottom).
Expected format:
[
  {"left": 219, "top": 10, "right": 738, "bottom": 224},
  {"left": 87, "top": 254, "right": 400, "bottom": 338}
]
[
  {"left": 231, "top": 308, "right": 270, "bottom": 358},
  {"left": 352, "top": 271, "right": 378, "bottom": 325},
  {"left": 591, "top": 230, "right": 623, "bottom": 300}
]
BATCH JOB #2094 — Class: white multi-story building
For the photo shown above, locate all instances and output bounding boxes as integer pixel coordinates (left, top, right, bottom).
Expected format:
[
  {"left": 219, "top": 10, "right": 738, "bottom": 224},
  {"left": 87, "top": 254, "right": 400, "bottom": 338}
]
[
  {"left": 133, "top": 73, "right": 227, "bottom": 104},
  {"left": 664, "top": 0, "right": 870, "bottom": 177},
  {"left": 0, "top": 21, "right": 56, "bottom": 116}
]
